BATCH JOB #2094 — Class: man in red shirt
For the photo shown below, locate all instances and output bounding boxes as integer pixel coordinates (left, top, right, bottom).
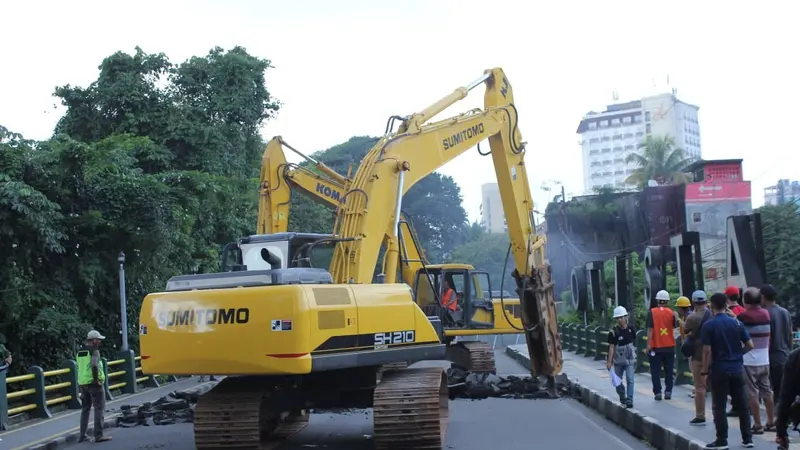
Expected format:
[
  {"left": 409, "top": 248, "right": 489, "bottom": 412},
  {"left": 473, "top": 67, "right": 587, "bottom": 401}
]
[{"left": 725, "top": 286, "right": 745, "bottom": 316}]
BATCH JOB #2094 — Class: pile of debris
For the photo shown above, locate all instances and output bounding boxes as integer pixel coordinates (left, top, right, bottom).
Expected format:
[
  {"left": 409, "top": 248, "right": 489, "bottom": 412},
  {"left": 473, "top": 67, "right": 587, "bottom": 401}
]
[
  {"left": 446, "top": 367, "right": 572, "bottom": 400},
  {"left": 116, "top": 389, "right": 199, "bottom": 428}
]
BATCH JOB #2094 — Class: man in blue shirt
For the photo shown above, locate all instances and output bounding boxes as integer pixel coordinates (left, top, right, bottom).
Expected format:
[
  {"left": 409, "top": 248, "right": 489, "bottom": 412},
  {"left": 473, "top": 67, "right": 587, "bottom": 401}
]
[{"left": 701, "top": 292, "right": 755, "bottom": 449}]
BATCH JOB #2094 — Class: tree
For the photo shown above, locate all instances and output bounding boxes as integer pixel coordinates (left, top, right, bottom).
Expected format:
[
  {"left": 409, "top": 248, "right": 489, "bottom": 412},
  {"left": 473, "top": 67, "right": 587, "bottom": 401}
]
[
  {"left": 0, "top": 45, "right": 277, "bottom": 373},
  {"left": 624, "top": 135, "right": 695, "bottom": 189},
  {"left": 446, "top": 230, "right": 516, "bottom": 294},
  {"left": 757, "top": 202, "right": 800, "bottom": 326},
  {"left": 288, "top": 136, "right": 470, "bottom": 262}
]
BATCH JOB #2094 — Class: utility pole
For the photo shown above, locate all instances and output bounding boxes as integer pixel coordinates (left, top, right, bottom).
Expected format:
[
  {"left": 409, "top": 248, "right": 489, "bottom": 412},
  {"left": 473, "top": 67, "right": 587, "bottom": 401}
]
[{"left": 118, "top": 251, "right": 129, "bottom": 351}]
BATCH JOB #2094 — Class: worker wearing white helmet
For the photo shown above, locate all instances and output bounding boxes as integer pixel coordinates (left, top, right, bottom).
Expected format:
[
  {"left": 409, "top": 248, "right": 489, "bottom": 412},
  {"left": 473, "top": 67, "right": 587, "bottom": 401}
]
[
  {"left": 646, "top": 289, "right": 679, "bottom": 401},
  {"left": 606, "top": 305, "right": 637, "bottom": 408}
]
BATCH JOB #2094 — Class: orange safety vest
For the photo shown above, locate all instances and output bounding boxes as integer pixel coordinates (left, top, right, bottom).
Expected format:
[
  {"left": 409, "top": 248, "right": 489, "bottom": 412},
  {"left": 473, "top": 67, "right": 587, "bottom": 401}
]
[
  {"left": 650, "top": 306, "right": 676, "bottom": 349},
  {"left": 442, "top": 289, "right": 457, "bottom": 312}
]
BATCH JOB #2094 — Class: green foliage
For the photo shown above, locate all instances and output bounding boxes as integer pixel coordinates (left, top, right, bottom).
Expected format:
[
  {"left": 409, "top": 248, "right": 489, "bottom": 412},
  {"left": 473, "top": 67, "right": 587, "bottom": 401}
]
[
  {"left": 0, "top": 45, "right": 273, "bottom": 374},
  {"left": 445, "top": 229, "right": 516, "bottom": 293},
  {"left": 757, "top": 202, "right": 800, "bottom": 325},
  {"left": 624, "top": 135, "right": 695, "bottom": 189}
]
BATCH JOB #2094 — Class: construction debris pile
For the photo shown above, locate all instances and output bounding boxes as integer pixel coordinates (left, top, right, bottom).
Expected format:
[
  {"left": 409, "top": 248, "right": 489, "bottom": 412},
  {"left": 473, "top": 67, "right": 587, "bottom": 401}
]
[
  {"left": 446, "top": 368, "right": 572, "bottom": 400},
  {"left": 114, "top": 370, "right": 573, "bottom": 429}
]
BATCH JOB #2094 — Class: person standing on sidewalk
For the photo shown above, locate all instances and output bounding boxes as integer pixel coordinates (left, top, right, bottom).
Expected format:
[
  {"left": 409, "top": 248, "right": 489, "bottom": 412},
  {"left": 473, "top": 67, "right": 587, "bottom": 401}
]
[
  {"left": 725, "top": 286, "right": 745, "bottom": 316},
  {"left": 683, "top": 290, "right": 713, "bottom": 426},
  {"left": 738, "top": 287, "right": 776, "bottom": 434},
  {"left": 701, "top": 292, "right": 754, "bottom": 449},
  {"left": 606, "top": 305, "right": 636, "bottom": 408},
  {"left": 77, "top": 330, "right": 112, "bottom": 443},
  {"left": 775, "top": 346, "right": 800, "bottom": 450},
  {"left": 761, "top": 284, "right": 793, "bottom": 406},
  {"left": 646, "top": 289, "right": 678, "bottom": 401}
]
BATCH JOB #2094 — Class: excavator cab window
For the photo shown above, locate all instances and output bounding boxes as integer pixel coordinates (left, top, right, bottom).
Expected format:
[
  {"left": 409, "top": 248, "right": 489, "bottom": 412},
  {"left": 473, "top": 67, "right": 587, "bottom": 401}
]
[{"left": 466, "top": 271, "right": 494, "bottom": 329}]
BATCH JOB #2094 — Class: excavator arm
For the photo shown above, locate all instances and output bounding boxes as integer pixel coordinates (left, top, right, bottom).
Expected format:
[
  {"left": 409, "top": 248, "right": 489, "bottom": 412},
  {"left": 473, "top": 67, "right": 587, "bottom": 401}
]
[
  {"left": 331, "top": 68, "right": 562, "bottom": 378},
  {"left": 256, "top": 136, "right": 431, "bottom": 285}
]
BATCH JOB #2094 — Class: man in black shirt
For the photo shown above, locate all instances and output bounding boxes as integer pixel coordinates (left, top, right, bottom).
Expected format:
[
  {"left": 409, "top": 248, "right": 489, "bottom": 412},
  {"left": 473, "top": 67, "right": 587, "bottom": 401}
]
[{"left": 775, "top": 347, "right": 800, "bottom": 450}]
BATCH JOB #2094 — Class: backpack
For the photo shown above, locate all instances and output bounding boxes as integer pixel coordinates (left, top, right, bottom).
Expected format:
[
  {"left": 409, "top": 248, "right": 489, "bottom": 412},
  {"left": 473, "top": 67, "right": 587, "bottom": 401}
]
[{"left": 680, "top": 308, "right": 711, "bottom": 358}]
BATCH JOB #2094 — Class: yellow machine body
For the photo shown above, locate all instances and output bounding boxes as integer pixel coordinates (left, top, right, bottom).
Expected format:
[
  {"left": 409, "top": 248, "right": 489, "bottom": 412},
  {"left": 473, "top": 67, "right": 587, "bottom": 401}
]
[{"left": 140, "top": 281, "right": 444, "bottom": 376}]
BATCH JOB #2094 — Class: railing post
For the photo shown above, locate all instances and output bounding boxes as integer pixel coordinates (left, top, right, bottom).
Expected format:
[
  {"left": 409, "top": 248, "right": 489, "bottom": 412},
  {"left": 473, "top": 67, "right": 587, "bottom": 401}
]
[
  {"left": 116, "top": 350, "right": 137, "bottom": 394},
  {"left": 0, "top": 366, "right": 8, "bottom": 430},
  {"left": 61, "top": 360, "right": 82, "bottom": 409},
  {"left": 594, "top": 327, "right": 605, "bottom": 361},
  {"left": 167, "top": 375, "right": 178, "bottom": 383},
  {"left": 576, "top": 326, "right": 585, "bottom": 354},
  {"left": 27, "top": 366, "right": 52, "bottom": 419},
  {"left": 102, "top": 357, "right": 114, "bottom": 401},
  {"left": 569, "top": 324, "right": 578, "bottom": 352},
  {"left": 584, "top": 325, "right": 595, "bottom": 358}
]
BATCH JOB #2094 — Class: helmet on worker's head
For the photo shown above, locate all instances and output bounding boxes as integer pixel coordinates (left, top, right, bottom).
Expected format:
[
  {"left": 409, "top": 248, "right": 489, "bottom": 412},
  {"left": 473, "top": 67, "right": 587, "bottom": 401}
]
[
  {"left": 691, "top": 290, "right": 707, "bottom": 303},
  {"left": 612, "top": 306, "right": 628, "bottom": 318},
  {"left": 676, "top": 296, "right": 691, "bottom": 308},
  {"left": 655, "top": 290, "right": 670, "bottom": 303}
]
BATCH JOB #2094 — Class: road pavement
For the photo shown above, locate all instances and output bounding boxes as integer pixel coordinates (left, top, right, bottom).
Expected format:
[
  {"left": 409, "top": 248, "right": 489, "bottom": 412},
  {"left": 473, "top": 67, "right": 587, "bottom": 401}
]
[{"left": 61, "top": 348, "right": 651, "bottom": 450}]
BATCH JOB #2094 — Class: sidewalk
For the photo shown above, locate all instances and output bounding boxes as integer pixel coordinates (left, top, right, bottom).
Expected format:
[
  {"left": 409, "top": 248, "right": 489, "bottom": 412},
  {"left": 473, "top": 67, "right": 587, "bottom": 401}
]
[
  {"left": 507, "top": 345, "right": 799, "bottom": 450},
  {"left": 0, "top": 376, "right": 207, "bottom": 450}
]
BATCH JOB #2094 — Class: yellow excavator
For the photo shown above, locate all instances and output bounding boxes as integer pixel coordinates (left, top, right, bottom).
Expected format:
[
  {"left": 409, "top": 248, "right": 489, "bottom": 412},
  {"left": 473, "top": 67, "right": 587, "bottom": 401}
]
[
  {"left": 139, "top": 68, "right": 562, "bottom": 449},
  {"left": 257, "top": 135, "right": 525, "bottom": 372}
]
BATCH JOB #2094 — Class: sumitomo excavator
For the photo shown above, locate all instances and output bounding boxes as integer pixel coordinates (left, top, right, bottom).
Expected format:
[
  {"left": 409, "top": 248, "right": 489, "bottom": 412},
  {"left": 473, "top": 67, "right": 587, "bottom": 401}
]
[
  {"left": 256, "top": 135, "right": 525, "bottom": 371},
  {"left": 139, "top": 68, "right": 563, "bottom": 450}
]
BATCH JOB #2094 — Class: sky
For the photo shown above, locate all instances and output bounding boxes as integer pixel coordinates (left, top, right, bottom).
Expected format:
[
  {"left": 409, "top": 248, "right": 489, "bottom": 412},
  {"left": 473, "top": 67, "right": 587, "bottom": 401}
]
[{"left": 2, "top": 1, "right": 798, "bottom": 223}]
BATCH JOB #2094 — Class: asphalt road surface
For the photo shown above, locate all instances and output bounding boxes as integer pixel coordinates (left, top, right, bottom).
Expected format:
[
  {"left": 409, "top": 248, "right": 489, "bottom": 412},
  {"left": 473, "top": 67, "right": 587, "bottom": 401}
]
[{"left": 65, "top": 349, "right": 651, "bottom": 450}]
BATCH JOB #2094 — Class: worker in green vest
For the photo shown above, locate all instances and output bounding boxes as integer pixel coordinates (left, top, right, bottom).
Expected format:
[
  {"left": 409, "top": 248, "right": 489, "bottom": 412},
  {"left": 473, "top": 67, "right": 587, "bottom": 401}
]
[{"left": 77, "top": 330, "right": 112, "bottom": 443}]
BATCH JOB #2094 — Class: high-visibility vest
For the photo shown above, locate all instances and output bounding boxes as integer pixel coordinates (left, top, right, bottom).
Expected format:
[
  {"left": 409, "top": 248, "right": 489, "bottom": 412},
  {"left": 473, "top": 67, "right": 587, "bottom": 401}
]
[
  {"left": 76, "top": 346, "right": 105, "bottom": 386},
  {"left": 441, "top": 288, "right": 457, "bottom": 311},
  {"left": 650, "top": 307, "right": 676, "bottom": 349}
]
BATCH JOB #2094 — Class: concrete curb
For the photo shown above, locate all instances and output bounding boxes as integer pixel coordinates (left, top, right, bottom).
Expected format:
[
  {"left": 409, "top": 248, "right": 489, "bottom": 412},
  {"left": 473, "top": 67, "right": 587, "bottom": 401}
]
[
  {"left": 24, "top": 381, "right": 214, "bottom": 450},
  {"left": 504, "top": 347, "right": 708, "bottom": 450}
]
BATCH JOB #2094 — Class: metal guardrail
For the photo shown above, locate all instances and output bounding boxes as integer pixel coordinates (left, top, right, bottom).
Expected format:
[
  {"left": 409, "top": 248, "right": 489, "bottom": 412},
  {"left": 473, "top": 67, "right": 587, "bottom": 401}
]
[
  {"left": 0, "top": 350, "right": 177, "bottom": 431},
  {"left": 558, "top": 322, "right": 800, "bottom": 387}
]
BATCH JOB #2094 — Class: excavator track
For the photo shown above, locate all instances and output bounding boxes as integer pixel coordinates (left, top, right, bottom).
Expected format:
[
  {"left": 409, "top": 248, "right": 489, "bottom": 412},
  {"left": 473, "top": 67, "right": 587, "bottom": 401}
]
[
  {"left": 193, "top": 378, "right": 308, "bottom": 449},
  {"left": 381, "top": 361, "right": 409, "bottom": 371},
  {"left": 446, "top": 341, "right": 496, "bottom": 374},
  {"left": 373, "top": 367, "right": 449, "bottom": 450}
]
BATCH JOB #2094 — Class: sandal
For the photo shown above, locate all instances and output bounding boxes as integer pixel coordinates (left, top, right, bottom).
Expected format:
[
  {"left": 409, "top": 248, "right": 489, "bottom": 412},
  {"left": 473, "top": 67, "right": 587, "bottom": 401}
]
[
  {"left": 751, "top": 425, "right": 764, "bottom": 434},
  {"left": 764, "top": 423, "right": 776, "bottom": 432}
]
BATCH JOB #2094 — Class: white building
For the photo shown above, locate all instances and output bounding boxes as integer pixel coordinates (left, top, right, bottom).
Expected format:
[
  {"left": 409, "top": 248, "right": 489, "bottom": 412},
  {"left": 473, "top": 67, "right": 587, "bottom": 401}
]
[
  {"left": 764, "top": 179, "right": 800, "bottom": 206},
  {"left": 479, "top": 183, "right": 507, "bottom": 233},
  {"left": 576, "top": 93, "right": 702, "bottom": 193}
]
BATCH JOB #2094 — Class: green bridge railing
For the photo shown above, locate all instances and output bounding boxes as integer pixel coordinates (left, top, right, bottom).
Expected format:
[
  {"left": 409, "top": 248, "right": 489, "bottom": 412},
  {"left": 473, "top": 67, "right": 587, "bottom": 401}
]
[{"left": 0, "top": 350, "right": 180, "bottom": 431}]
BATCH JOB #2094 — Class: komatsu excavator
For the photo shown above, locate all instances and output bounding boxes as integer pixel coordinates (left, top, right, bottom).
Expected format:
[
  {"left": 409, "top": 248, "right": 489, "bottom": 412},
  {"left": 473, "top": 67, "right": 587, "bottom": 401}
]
[
  {"left": 139, "top": 68, "right": 562, "bottom": 450},
  {"left": 256, "top": 135, "right": 526, "bottom": 370}
]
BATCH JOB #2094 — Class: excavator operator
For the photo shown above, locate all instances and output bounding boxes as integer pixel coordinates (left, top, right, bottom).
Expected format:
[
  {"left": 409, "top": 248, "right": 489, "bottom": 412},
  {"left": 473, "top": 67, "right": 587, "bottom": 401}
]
[{"left": 442, "top": 279, "right": 458, "bottom": 312}]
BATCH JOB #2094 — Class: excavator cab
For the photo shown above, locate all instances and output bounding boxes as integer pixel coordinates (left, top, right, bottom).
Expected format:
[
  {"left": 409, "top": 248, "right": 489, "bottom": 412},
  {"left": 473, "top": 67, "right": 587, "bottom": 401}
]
[{"left": 412, "top": 266, "right": 494, "bottom": 330}]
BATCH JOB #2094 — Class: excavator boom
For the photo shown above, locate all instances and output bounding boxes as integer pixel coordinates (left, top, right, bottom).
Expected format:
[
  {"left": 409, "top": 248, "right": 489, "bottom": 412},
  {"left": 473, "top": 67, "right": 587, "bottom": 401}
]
[{"left": 331, "top": 68, "right": 562, "bottom": 377}]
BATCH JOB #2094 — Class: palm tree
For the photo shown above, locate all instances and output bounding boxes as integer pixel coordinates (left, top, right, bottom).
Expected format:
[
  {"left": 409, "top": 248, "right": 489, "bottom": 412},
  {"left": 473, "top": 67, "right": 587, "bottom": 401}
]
[{"left": 624, "top": 135, "right": 696, "bottom": 189}]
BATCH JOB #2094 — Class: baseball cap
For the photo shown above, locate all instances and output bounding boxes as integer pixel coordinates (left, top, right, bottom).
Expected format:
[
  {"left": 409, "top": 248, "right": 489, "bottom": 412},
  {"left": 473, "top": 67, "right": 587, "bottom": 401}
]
[
  {"left": 723, "top": 286, "right": 740, "bottom": 297},
  {"left": 760, "top": 284, "right": 777, "bottom": 297},
  {"left": 87, "top": 330, "right": 106, "bottom": 340},
  {"left": 691, "top": 290, "right": 707, "bottom": 303}
]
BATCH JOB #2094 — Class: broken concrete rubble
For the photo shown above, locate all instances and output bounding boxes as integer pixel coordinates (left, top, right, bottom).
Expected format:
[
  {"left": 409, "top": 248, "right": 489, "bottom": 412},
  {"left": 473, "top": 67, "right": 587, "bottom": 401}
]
[
  {"left": 445, "top": 367, "right": 573, "bottom": 400},
  {"left": 114, "top": 369, "right": 573, "bottom": 429}
]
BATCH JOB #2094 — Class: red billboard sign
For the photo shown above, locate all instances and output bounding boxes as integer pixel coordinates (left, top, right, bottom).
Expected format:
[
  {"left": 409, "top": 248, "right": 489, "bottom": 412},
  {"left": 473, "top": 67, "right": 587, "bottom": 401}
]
[{"left": 685, "top": 181, "right": 751, "bottom": 202}]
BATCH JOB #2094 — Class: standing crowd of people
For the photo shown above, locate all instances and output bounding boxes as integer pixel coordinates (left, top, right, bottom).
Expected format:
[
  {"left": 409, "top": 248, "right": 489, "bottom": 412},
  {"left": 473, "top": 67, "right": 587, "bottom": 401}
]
[{"left": 605, "top": 285, "right": 799, "bottom": 450}]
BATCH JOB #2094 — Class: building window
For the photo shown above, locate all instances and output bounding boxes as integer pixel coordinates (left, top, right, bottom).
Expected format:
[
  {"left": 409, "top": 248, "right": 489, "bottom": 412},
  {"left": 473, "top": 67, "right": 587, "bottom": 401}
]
[
  {"left": 592, "top": 172, "right": 601, "bottom": 178},
  {"left": 601, "top": 147, "right": 611, "bottom": 153},
  {"left": 600, "top": 120, "right": 609, "bottom": 127},
  {"left": 589, "top": 122, "right": 597, "bottom": 130},
  {"left": 623, "top": 117, "right": 631, "bottom": 124},
  {"left": 611, "top": 118, "right": 620, "bottom": 126},
  {"left": 624, "top": 133, "right": 633, "bottom": 138},
  {"left": 624, "top": 144, "right": 634, "bottom": 150},
  {"left": 589, "top": 137, "right": 599, "bottom": 143},
  {"left": 645, "top": 123, "right": 651, "bottom": 134},
  {"left": 613, "top": 146, "right": 623, "bottom": 152},
  {"left": 645, "top": 111, "right": 651, "bottom": 121},
  {"left": 614, "top": 170, "right": 624, "bottom": 175},
  {"left": 602, "top": 160, "right": 612, "bottom": 165},
  {"left": 634, "top": 115, "right": 643, "bottom": 123},
  {"left": 602, "top": 136, "right": 611, "bottom": 141},
  {"left": 613, "top": 134, "right": 622, "bottom": 140},
  {"left": 614, "top": 158, "right": 624, "bottom": 163},
  {"left": 603, "top": 171, "right": 612, "bottom": 176},
  {"left": 635, "top": 131, "right": 644, "bottom": 137},
  {"left": 692, "top": 212, "right": 702, "bottom": 223},
  {"left": 589, "top": 149, "right": 599, "bottom": 155}
]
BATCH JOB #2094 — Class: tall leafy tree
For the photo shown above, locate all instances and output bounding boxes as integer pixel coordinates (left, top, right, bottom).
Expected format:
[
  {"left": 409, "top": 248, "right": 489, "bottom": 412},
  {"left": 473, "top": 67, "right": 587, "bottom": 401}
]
[
  {"left": 757, "top": 202, "right": 800, "bottom": 326},
  {"left": 624, "top": 135, "right": 694, "bottom": 188}
]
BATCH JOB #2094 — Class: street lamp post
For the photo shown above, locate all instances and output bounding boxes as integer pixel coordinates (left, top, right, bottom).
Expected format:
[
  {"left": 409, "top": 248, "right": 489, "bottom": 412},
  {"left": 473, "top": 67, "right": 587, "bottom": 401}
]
[{"left": 118, "top": 251, "right": 129, "bottom": 351}]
